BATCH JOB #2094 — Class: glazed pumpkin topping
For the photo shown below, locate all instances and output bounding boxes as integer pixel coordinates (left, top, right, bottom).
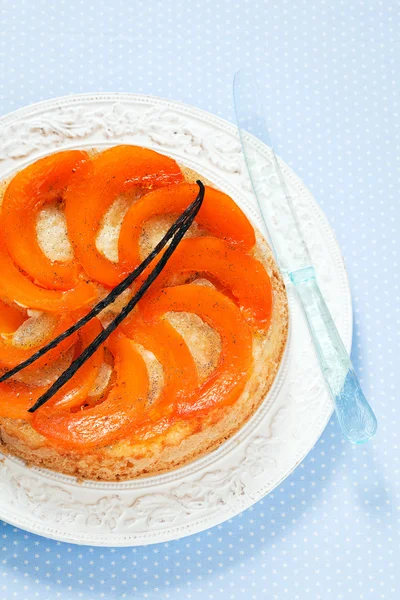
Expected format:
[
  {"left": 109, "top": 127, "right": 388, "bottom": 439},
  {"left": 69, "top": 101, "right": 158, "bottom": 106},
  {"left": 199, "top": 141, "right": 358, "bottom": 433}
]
[{"left": 0, "top": 146, "right": 273, "bottom": 450}]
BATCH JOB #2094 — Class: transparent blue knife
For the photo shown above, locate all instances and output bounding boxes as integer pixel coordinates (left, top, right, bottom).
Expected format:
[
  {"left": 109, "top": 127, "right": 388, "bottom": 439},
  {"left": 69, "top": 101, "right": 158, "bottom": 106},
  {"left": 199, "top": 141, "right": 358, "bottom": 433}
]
[{"left": 233, "top": 69, "right": 377, "bottom": 443}]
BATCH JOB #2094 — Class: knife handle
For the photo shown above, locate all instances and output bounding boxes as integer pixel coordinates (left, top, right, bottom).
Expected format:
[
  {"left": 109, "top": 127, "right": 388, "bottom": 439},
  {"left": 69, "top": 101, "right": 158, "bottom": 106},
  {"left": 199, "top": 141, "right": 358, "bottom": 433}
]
[{"left": 290, "top": 266, "right": 377, "bottom": 443}]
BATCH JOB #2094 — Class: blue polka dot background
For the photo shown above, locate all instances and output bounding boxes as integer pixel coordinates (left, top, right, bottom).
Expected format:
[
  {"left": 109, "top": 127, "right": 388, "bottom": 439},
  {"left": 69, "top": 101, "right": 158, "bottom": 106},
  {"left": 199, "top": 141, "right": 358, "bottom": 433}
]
[{"left": 0, "top": 1, "right": 398, "bottom": 599}]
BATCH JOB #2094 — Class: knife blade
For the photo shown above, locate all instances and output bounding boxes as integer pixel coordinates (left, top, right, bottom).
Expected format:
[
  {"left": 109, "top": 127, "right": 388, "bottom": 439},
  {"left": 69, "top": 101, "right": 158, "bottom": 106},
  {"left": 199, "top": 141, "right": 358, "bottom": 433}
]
[{"left": 233, "top": 69, "right": 377, "bottom": 443}]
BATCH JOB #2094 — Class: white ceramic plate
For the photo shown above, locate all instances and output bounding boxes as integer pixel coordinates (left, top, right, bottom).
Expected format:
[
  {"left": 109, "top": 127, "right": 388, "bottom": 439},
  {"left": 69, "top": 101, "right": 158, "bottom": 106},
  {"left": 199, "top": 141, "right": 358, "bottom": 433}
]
[{"left": 0, "top": 94, "right": 352, "bottom": 546}]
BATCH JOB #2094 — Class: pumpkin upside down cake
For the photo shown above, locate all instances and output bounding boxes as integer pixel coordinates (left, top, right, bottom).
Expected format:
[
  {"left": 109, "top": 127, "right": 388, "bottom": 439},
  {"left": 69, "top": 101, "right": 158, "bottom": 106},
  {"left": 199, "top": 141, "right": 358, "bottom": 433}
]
[{"left": 0, "top": 145, "right": 288, "bottom": 481}]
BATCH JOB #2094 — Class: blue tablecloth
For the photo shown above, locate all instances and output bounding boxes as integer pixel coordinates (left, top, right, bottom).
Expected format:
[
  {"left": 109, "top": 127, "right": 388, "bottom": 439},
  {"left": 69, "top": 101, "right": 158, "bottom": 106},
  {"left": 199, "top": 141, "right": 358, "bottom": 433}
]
[{"left": 0, "top": 1, "right": 398, "bottom": 598}]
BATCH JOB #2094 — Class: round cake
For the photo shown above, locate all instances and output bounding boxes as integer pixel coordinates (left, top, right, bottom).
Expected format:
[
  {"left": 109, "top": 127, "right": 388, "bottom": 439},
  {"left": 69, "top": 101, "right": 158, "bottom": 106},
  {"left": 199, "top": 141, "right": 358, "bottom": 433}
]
[{"left": 0, "top": 145, "right": 288, "bottom": 480}]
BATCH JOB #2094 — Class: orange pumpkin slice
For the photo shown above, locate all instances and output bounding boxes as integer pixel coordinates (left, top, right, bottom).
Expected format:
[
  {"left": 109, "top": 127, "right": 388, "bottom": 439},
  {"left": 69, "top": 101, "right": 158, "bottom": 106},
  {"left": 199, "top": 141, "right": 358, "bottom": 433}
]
[
  {"left": 0, "top": 319, "right": 104, "bottom": 421},
  {"left": 152, "top": 237, "right": 273, "bottom": 329},
  {"left": 0, "top": 312, "right": 77, "bottom": 371},
  {"left": 0, "top": 381, "right": 46, "bottom": 421},
  {"left": 0, "top": 300, "right": 25, "bottom": 333},
  {"left": 0, "top": 237, "right": 97, "bottom": 312},
  {"left": 121, "top": 316, "right": 198, "bottom": 426},
  {"left": 64, "top": 145, "right": 184, "bottom": 287},
  {"left": 32, "top": 333, "right": 149, "bottom": 450},
  {"left": 140, "top": 284, "right": 254, "bottom": 416},
  {"left": 45, "top": 318, "right": 104, "bottom": 410},
  {"left": 118, "top": 183, "right": 256, "bottom": 272},
  {"left": 1, "top": 150, "right": 90, "bottom": 290}
]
